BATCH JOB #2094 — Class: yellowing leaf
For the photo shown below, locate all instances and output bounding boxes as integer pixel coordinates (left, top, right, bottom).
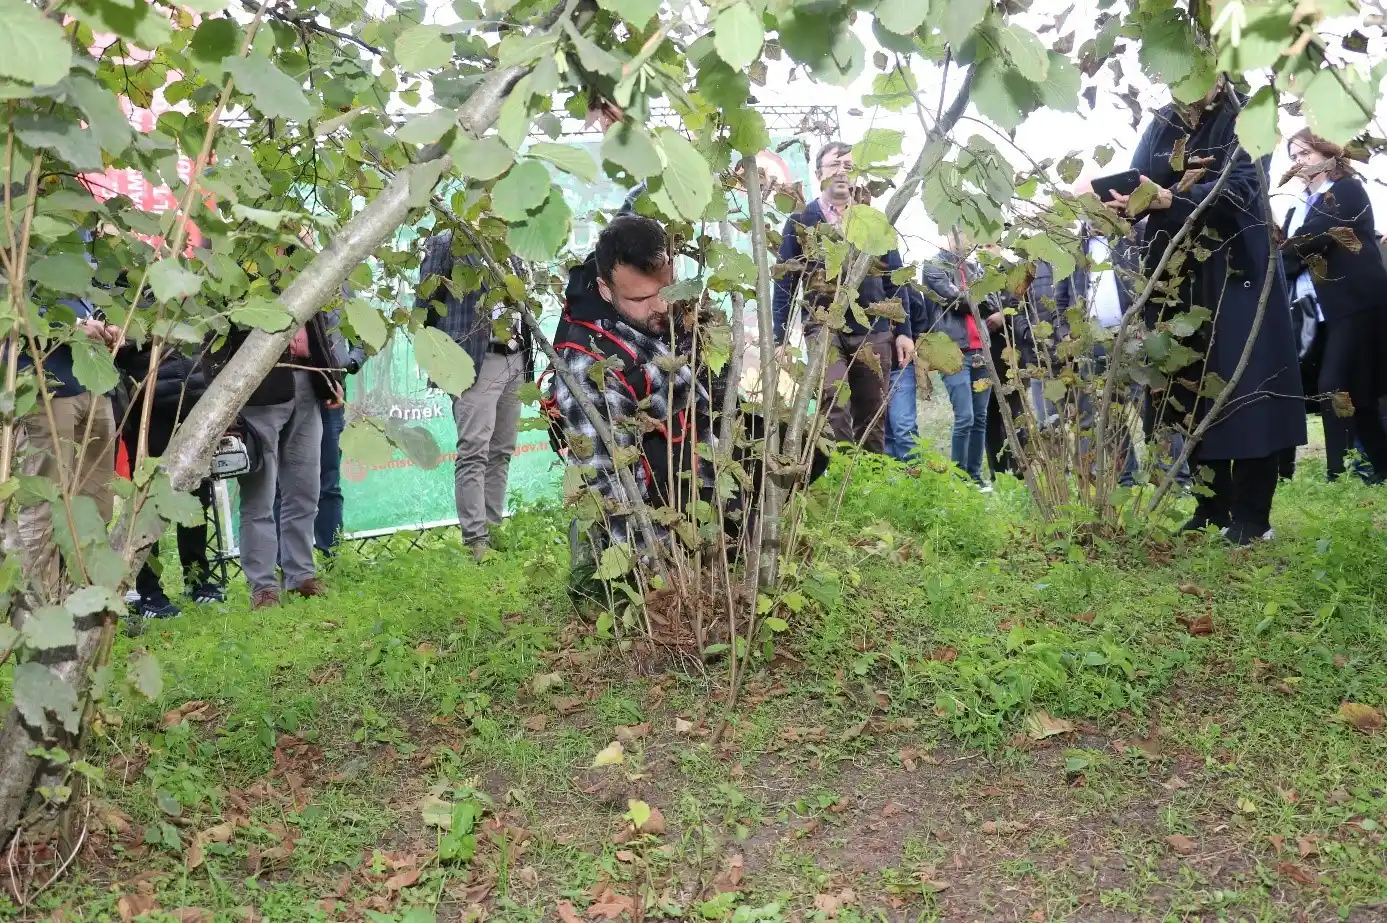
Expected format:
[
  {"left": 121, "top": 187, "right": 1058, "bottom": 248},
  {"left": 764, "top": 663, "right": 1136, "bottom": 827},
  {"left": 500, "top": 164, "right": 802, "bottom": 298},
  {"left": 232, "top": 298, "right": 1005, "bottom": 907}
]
[
  {"left": 1337, "top": 702, "right": 1384, "bottom": 734},
  {"left": 591, "top": 740, "right": 625, "bottom": 767},
  {"left": 1023, "top": 710, "right": 1075, "bottom": 740}
]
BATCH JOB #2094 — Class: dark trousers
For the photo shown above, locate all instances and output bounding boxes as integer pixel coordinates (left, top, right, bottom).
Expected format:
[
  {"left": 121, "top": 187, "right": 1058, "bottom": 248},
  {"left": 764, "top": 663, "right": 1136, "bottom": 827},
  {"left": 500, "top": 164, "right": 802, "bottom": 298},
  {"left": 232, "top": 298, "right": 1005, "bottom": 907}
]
[
  {"left": 127, "top": 412, "right": 214, "bottom": 599},
  {"left": 314, "top": 403, "right": 346, "bottom": 552},
  {"left": 1195, "top": 454, "right": 1279, "bottom": 533},
  {"left": 813, "top": 326, "right": 894, "bottom": 454}
]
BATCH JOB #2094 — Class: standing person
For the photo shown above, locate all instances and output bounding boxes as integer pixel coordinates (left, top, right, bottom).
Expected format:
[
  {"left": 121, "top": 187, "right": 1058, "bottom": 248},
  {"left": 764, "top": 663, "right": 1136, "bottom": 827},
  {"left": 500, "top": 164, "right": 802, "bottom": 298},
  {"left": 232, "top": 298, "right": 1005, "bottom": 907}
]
[
  {"left": 313, "top": 305, "right": 367, "bottom": 554},
  {"left": 7, "top": 293, "right": 120, "bottom": 605},
  {"left": 1110, "top": 79, "right": 1305, "bottom": 544},
  {"left": 116, "top": 341, "right": 223, "bottom": 617},
  {"left": 772, "top": 141, "right": 914, "bottom": 455},
  {"left": 415, "top": 232, "right": 534, "bottom": 561},
  {"left": 885, "top": 286, "right": 934, "bottom": 461},
  {"left": 205, "top": 262, "right": 342, "bottom": 609},
  {"left": 1280, "top": 129, "right": 1387, "bottom": 483},
  {"left": 920, "top": 230, "right": 998, "bottom": 488}
]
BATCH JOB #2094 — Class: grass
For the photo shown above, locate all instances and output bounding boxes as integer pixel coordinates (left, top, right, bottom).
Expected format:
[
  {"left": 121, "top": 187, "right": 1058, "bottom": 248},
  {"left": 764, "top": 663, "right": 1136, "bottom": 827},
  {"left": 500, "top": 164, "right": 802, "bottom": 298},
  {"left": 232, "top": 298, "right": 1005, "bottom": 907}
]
[{"left": 7, "top": 412, "right": 1387, "bottom": 923}]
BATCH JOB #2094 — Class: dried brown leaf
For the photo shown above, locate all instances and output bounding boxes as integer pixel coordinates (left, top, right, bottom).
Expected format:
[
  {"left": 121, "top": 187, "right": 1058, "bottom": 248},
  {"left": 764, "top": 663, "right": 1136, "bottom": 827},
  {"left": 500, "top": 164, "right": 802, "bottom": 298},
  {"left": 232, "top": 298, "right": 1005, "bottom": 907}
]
[
  {"left": 522, "top": 714, "right": 547, "bottom": 732},
  {"left": 385, "top": 868, "right": 422, "bottom": 891},
  {"left": 615, "top": 722, "right": 650, "bottom": 743},
  {"left": 160, "top": 701, "right": 213, "bottom": 728},
  {"left": 1276, "top": 860, "right": 1317, "bottom": 886},
  {"left": 981, "top": 820, "right": 1031, "bottom": 835},
  {"left": 1337, "top": 702, "right": 1384, "bottom": 733},
  {"left": 119, "top": 894, "right": 159, "bottom": 923},
  {"left": 1023, "top": 710, "right": 1075, "bottom": 740},
  {"left": 556, "top": 900, "right": 584, "bottom": 923},
  {"left": 1297, "top": 835, "right": 1319, "bottom": 858},
  {"left": 1165, "top": 834, "right": 1196, "bottom": 855},
  {"left": 169, "top": 911, "right": 211, "bottom": 923}
]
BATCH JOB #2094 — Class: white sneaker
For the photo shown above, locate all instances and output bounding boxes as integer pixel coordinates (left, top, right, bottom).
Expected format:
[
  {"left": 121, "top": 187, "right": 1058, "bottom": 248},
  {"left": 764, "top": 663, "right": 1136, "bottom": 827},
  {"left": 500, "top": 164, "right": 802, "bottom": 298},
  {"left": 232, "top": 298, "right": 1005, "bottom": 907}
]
[{"left": 979, "top": 483, "right": 995, "bottom": 494}]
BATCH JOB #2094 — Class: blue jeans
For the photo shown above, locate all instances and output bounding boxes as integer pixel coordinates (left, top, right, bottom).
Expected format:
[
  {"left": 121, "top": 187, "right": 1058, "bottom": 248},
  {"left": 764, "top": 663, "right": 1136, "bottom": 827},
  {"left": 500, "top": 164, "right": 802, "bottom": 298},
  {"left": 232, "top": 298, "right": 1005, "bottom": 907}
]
[
  {"left": 314, "top": 403, "right": 346, "bottom": 552},
  {"left": 943, "top": 351, "right": 990, "bottom": 482},
  {"left": 885, "top": 364, "right": 918, "bottom": 461}
]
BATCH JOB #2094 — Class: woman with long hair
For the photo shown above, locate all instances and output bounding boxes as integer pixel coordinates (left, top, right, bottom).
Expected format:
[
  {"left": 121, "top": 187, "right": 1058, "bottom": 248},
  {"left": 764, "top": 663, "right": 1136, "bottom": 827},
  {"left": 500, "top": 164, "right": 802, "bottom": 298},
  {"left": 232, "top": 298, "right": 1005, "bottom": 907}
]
[
  {"left": 1280, "top": 128, "right": 1387, "bottom": 482},
  {"left": 1110, "top": 78, "right": 1306, "bottom": 544}
]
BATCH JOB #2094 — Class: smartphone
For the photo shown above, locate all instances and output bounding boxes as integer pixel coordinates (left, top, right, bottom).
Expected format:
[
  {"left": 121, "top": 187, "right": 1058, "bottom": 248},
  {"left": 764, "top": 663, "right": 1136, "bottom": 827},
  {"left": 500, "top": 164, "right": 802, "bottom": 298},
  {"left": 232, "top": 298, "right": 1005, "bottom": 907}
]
[{"left": 1089, "top": 169, "right": 1142, "bottom": 202}]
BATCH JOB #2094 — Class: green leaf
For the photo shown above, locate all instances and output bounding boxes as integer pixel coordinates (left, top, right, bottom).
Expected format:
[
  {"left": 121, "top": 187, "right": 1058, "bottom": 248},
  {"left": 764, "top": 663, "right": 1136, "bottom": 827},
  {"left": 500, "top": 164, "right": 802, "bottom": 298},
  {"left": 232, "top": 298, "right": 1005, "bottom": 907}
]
[
  {"left": 863, "top": 68, "right": 918, "bottom": 112},
  {"left": 65, "top": 585, "right": 123, "bottom": 615},
  {"left": 656, "top": 129, "right": 712, "bottom": 220},
  {"left": 13, "top": 662, "right": 79, "bottom": 733},
  {"left": 1303, "top": 67, "right": 1371, "bottom": 147},
  {"left": 415, "top": 326, "right": 478, "bottom": 395},
  {"left": 1017, "top": 232, "right": 1076, "bottom": 283},
  {"left": 596, "top": 543, "right": 633, "bottom": 580},
  {"left": 596, "top": 0, "right": 658, "bottom": 28},
  {"left": 853, "top": 128, "right": 904, "bottom": 167},
  {"left": 564, "top": 21, "right": 621, "bottom": 78},
  {"left": 1218, "top": 7, "right": 1292, "bottom": 73},
  {"left": 396, "top": 109, "right": 455, "bottom": 145},
  {"left": 230, "top": 203, "right": 294, "bottom": 229},
  {"left": 714, "top": 2, "right": 763, "bottom": 71},
  {"left": 71, "top": 339, "right": 120, "bottom": 395},
  {"left": 455, "top": 136, "right": 515, "bottom": 181},
  {"left": 1035, "top": 51, "right": 1079, "bottom": 112},
  {"left": 384, "top": 420, "right": 442, "bottom": 470},
  {"left": 29, "top": 253, "right": 93, "bottom": 294},
  {"left": 601, "top": 123, "right": 663, "bottom": 179},
  {"left": 341, "top": 420, "right": 395, "bottom": 466},
  {"left": 842, "top": 204, "right": 897, "bottom": 256},
  {"left": 1236, "top": 86, "right": 1279, "bottom": 158},
  {"left": 23, "top": 606, "right": 76, "bottom": 650},
  {"left": 1139, "top": 9, "right": 1197, "bottom": 85},
  {"left": 68, "top": 74, "right": 133, "bottom": 156},
  {"left": 875, "top": 0, "right": 929, "bottom": 35},
  {"left": 917, "top": 331, "right": 963, "bottom": 375},
  {"left": 189, "top": 17, "right": 241, "bottom": 67},
  {"left": 780, "top": 13, "right": 864, "bottom": 86},
  {"left": 345, "top": 297, "right": 388, "bottom": 350},
  {"left": 0, "top": 0, "right": 73, "bottom": 89},
  {"left": 764, "top": 616, "right": 789, "bottom": 632},
  {"left": 528, "top": 142, "right": 597, "bottom": 183},
  {"left": 395, "top": 23, "right": 453, "bottom": 72},
  {"left": 939, "top": 0, "right": 988, "bottom": 48},
  {"left": 180, "top": 0, "right": 227, "bottom": 12},
  {"left": 14, "top": 116, "right": 103, "bottom": 171},
  {"left": 223, "top": 53, "right": 314, "bottom": 122},
  {"left": 507, "top": 191, "right": 571, "bottom": 261},
  {"left": 625, "top": 799, "right": 651, "bottom": 830},
  {"left": 491, "top": 160, "right": 552, "bottom": 221},
  {"left": 1000, "top": 25, "right": 1048, "bottom": 82},
  {"left": 969, "top": 55, "right": 1034, "bottom": 133},
  {"left": 127, "top": 649, "right": 162, "bottom": 700},
  {"left": 230, "top": 296, "right": 294, "bottom": 332}
]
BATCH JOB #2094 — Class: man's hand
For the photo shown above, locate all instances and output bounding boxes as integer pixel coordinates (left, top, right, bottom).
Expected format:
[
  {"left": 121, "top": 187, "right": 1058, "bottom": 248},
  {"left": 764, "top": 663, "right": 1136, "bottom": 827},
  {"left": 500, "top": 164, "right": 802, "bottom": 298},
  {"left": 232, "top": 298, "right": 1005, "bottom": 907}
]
[
  {"left": 985, "top": 312, "right": 1005, "bottom": 333},
  {"left": 1107, "top": 175, "right": 1172, "bottom": 216},
  {"left": 325, "top": 381, "right": 345, "bottom": 409},
  {"left": 774, "top": 344, "right": 790, "bottom": 366},
  {"left": 894, "top": 334, "right": 915, "bottom": 368}
]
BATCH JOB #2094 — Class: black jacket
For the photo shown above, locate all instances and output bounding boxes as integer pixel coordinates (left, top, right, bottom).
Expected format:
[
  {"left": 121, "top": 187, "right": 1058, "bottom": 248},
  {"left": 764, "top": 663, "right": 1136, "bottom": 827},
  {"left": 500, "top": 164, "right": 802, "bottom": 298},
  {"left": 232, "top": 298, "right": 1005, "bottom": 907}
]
[
  {"left": 1281, "top": 175, "right": 1387, "bottom": 323},
  {"left": 203, "top": 311, "right": 339, "bottom": 407}
]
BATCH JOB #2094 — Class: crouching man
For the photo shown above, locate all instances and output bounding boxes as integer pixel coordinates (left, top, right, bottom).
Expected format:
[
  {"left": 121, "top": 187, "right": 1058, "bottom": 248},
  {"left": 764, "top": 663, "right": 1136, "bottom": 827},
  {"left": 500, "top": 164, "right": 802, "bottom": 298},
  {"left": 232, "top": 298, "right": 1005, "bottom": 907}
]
[{"left": 546, "top": 214, "right": 823, "bottom": 561}]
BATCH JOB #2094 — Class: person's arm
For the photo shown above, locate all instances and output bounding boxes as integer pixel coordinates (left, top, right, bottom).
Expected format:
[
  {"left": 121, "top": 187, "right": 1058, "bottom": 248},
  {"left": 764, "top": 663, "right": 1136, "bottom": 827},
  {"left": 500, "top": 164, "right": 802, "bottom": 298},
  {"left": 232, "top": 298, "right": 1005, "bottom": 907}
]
[
  {"left": 920, "top": 264, "right": 965, "bottom": 313},
  {"left": 881, "top": 249, "right": 911, "bottom": 340},
  {"left": 1284, "top": 179, "right": 1367, "bottom": 274},
  {"left": 772, "top": 215, "right": 804, "bottom": 345},
  {"left": 553, "top": 348, "right": 641, "bottom": 543}
]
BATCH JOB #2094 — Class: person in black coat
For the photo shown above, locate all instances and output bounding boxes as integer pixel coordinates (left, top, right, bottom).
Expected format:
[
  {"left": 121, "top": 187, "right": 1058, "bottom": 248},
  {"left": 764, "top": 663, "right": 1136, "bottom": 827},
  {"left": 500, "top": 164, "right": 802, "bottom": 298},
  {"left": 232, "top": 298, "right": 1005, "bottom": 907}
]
[
  {"left": 1111, "top": 79, "right": 1306, "bottom": 543},
  {"left": 1279, "top": 128, "right": 1387, "bottom": 481},
  {"left": 115, "top": 342, "right": 222, "bottom": 617}
]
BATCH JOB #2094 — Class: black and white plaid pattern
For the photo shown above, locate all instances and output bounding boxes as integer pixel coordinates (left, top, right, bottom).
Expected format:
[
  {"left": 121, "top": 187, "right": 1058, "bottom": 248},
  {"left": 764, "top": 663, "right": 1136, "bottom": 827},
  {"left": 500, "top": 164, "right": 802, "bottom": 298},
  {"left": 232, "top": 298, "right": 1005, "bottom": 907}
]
[{"left": 552, "top": 317, "right": 713, "bottom": 552}]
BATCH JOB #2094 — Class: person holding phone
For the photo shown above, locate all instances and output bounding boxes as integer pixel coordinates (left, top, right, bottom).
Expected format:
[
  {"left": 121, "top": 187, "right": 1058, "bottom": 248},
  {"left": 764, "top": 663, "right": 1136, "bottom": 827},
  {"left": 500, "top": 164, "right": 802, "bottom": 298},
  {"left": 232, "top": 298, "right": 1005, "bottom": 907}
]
[
  {"left": 1106, "top": 78, "right": 1305, "bottom": 544},
  {"left": 1279, "top": 129, "right": 1387, "bottom": 483}
]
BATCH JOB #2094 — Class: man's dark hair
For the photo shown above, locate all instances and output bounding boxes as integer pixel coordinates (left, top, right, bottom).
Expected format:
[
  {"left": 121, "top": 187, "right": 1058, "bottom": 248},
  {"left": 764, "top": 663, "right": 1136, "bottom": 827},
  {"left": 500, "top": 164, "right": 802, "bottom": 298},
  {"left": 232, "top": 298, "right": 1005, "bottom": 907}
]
[
  {"left": 815, "top": 141, "right": 852, "bottom": 177},
  {"left": 595, "top": 214, "right": 668, "bottom": 283}
]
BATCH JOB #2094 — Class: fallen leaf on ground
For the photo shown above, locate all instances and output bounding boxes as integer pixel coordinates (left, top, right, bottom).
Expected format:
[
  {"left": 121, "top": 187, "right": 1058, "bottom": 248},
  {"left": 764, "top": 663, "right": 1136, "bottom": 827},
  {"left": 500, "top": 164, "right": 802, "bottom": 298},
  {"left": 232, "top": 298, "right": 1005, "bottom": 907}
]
[
  {"left": 1268, "top": 834, "right": 1285, "bottom": 854},
  {"left": 813, "top": 888, "right": 857, "bottom": 918},
  {"left": 556, "top": 900, "right": 583, "bottom": 923},
  {"left": 1161, "top": 775, "right": 1190, "bottom": 790},
  {"left": 1165, "top": 834, "right": 1196, "bottom": 855},
  {"left": 530, "top": 672, "right": 564, "bottom": 695},
  {"left": 1337, "top": 702, "right": 1384, "bottom": 733},
  {"left": 1278, "top": 787, "right": 1299, "bottom": 803},
  {"left": 1298, "top": 835, "right": 1319, "bottom": 858},
  {"left": 523, "top": 714, "right": 547, "bottom": 732},
  {"left": 160, "top": 701, "right": 213, "bottom": 728},
  {"left": 615, "top": 722, "right": 650, "bottom": 743},
  {"left": 587, "top": 887, "right": 636, "bottom": 920},
  {"left": 1178, "top": 613, "right": 1214, "bottom": 636},
  {"left": 169, "top": 910, "right": 211, "bottom": 923},
  {"left": 1276, "top": 861, "right": 1317, "bottom": 886},
  {"left": 635, "top": 804, "right": 665, "bottom": 835},
  {"left": 1178, "top": 582, "right": 1210, "bottom": 599},
  {"left": 591, "top": 741, "right": 625, "bottom": 767},
  {"left": 1326, "top": 789, "right": 1351, "bottom": 804},
  {"left": 673, "top": 717, "right": 695, "bottom": 734},
  {"left": 186, "top": 821, "right": 236, "bottom": 870},
  {"left": 614, "top": 850, "right": 636, "bottom": 862},
  {"left": 1023, "top": 710, "right": 1075, "bottom": 740},
  {"left": 929, "top": 646, "right": 958, "bottom": 662},
  {"left": 119, "top": 894, "right": 159, "bottom": 923},
  {"left": 1072, "top": 612, "right": 1095, "bottom": 623},
  {"left": 385, "top": 868, "right": 422, "bottom": 890},
  {"left": 898, "top": 747, "right": 937, "bottom": 771},
  {"left": 713, "top": 853, "right": 744, "bottom": 892},
  {"left": 880, "top": 802, "right": 905, "bottom": 818},
  {"left": 981, "top": 820, "right": 1031, "bottom": 835},
  {"left": 553, "top": 696, "right": 585, "bottom": 714}
]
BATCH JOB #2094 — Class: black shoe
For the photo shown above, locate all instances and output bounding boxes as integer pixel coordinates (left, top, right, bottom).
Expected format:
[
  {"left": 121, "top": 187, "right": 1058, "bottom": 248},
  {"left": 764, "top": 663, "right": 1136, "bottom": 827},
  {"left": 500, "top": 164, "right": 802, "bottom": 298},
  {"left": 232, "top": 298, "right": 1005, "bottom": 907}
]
[
  {"left": 138, "top": 595, "right": 182, "bottom": 619},
  {"left": 1180, "top": 511, "right": 1229, "bottom": 533},
  {"left": 1222, "top": 521, "right": 1275, "bottom": 546},
  {"left": 186, "top": 582, "right": 226, "bottom": 604}
]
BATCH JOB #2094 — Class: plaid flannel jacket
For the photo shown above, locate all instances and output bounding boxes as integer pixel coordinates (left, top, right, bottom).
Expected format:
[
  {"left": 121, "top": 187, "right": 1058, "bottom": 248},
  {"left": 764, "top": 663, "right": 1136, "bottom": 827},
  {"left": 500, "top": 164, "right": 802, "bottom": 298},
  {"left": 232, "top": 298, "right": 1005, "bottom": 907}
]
[{"left": 552, "top": 316, "right": 714, "bottom": 552}]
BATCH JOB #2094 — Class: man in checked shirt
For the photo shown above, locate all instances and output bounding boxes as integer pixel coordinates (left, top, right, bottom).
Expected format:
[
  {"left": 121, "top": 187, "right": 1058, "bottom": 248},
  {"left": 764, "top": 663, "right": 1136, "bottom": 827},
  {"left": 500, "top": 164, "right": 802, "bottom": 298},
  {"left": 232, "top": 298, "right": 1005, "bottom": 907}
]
[{"left": 547, "top": 215, "right": 718, "bottom": 556}]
